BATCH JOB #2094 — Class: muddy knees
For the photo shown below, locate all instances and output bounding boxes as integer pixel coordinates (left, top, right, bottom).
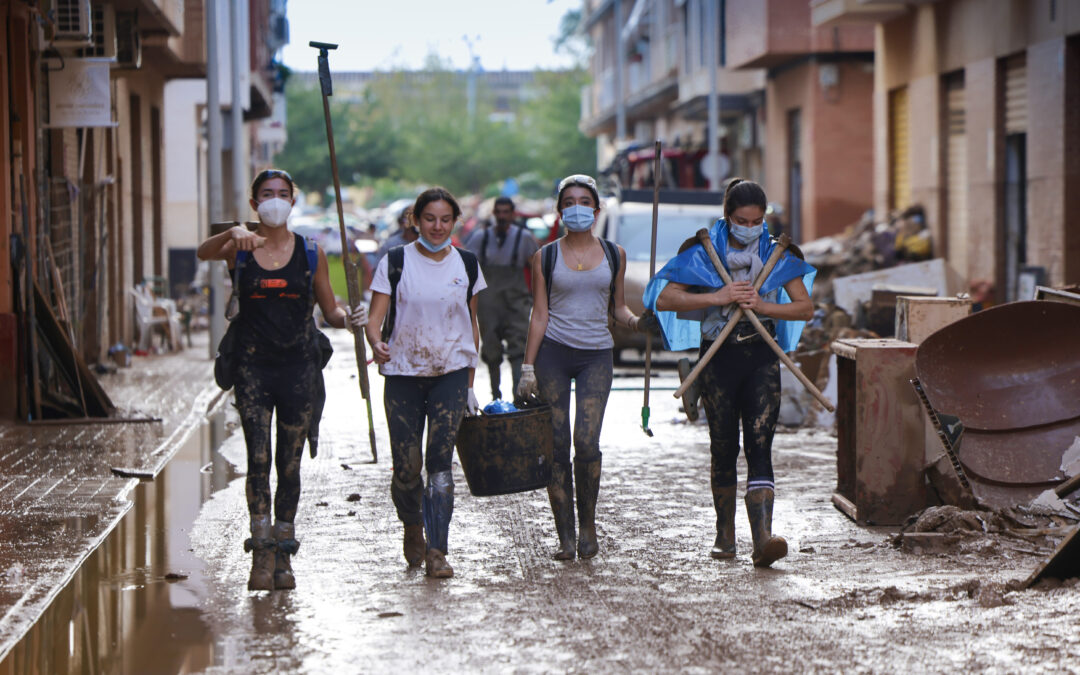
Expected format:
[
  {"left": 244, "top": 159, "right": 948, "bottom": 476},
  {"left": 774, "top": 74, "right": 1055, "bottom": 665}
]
[
  {"left": 548, "top": 462, "right": 576, "bottom": 560},
  {"left": 245, "top": 516, "right": 276, "bottom": 591},
  {"left": 711, "top": 485, "right": 737, "bottom": 559},
  {"left": 575, "top": 459, "right": 602, "bottom": 559},
  {"left": 273, "top": 521, "right": 300, "bottom": 590},
  {"left": 745, "top": 487, "right": 787, "bottom": 567},
  {"left": 422, "top": 470, "right": 455, "bottom": 578}
]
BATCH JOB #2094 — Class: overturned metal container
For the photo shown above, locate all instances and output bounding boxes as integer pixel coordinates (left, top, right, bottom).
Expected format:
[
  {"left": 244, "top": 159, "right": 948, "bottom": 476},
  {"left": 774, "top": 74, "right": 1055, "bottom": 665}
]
[
  {"left": 456, "top": 403, "right": 554, "bottom": 497},
  {"left": 915, "top": 301, "right": 1080, "bottom": 508}
]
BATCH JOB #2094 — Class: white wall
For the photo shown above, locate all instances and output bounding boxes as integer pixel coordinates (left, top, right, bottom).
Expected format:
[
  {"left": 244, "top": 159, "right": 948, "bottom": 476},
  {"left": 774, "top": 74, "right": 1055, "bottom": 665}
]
[{"left": 164, "top": 79, "right": 206, "bottom": 249}]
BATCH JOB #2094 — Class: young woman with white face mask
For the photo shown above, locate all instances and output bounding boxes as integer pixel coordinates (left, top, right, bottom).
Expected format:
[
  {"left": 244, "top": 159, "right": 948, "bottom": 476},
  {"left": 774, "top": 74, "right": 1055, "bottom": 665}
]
[
  {"left": 517, "top": 174, "right": 650, "bottom": 561},
  {"left": 197, "top": 169, "right": 366, "bottom": 591}
]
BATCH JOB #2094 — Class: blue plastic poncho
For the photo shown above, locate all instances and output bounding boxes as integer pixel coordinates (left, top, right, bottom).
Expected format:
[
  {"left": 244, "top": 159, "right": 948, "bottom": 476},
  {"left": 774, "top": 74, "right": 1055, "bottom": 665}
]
[{"left": 642, "top": 219, "right": 816, "bottom": 353}]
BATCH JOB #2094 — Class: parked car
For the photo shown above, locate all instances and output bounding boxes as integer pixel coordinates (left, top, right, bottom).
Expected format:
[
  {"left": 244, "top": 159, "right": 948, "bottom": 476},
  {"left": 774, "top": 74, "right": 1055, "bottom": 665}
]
[{"left": 597, "top": 189, "right": 725, "bottom": 357}]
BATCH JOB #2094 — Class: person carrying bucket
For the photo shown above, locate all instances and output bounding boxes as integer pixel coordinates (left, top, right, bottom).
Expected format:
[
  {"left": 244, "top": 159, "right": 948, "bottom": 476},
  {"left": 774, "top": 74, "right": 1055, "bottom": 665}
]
[
  {"left": 517, "top": 174, "right": 653, "bottom": 560},
  {"left": 364, "top": 187, "right": 486, "bottom": 579},
  {"left": 463, "top": 196, "right": 539, "bottom": 401},
  {"left": 646, "top": 178, "right": 815, "bottom": 567},
  {"left": 196, "top": 169, "right": 366, "bottom": 591}
]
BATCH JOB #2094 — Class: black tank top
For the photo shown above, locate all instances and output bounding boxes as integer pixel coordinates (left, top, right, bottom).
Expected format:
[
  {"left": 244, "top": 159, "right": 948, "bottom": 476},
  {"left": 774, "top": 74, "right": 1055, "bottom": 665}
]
[{"left": 236, "top": 233, "right": 315, "bottom": 365}]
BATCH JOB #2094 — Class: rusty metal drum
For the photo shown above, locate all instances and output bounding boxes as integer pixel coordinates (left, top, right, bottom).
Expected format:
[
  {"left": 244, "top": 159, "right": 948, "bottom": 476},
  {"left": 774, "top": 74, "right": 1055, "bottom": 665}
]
[{"left": 455, "top": 404, "right": 554, "bottom": 497}]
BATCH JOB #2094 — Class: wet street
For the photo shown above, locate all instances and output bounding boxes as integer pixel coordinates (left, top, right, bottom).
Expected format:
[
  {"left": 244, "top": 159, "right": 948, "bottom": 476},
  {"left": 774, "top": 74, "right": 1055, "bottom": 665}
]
[{"left": 6, "top": 330, "right": 1080, "bottom": 673}]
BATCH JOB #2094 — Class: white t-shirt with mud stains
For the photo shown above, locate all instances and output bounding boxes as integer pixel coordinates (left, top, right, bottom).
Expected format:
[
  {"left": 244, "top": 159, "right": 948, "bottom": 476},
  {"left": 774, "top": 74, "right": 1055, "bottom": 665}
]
[{"left": 370, "top": 242, "right": 487, "bottom": 377}]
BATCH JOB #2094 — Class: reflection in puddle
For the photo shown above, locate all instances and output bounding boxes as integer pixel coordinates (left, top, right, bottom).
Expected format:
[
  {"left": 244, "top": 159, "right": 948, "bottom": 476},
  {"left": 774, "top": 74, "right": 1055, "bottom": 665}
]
[{"left": 1, "top": 412, "right": 239, "bottom": 674}]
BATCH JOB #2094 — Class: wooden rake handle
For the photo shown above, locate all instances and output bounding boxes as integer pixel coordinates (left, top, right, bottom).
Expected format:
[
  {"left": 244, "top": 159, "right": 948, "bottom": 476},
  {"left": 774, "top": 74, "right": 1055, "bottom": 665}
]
[
  {"left": 695, "top": 229, "right": 835, "bottom": 413},
  {"left": 673, "top": 232, "right": 789, "bottom": 399}
]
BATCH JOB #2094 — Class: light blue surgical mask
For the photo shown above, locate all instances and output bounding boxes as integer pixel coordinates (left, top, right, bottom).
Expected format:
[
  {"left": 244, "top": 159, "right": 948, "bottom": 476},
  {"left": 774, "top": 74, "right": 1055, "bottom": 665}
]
[
  {"left": 561, "top": 205, "right": 596, "bottom": 232},
  {"left": 418, "top": 235, "right": 452, "bottom": 253},
  {"left": 730, "top": 223, "right": 763, "bottom": 246}
]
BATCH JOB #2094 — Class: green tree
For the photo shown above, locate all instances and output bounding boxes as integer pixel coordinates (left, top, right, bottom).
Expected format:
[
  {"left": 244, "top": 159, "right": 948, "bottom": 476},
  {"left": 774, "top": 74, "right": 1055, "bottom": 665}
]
[{"left": 524, "top": 69, "right": 596, "bottom": 182}]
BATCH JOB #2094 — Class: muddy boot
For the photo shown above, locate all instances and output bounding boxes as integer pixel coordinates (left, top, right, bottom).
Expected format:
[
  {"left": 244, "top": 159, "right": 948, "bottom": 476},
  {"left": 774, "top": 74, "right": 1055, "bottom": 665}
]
[
  {"left": 244, "top": 516, "right": 275, "bottom": 591},
  {"left": 677, "top": 357, "right": 701, "bottom": 422},
  {"left": 574, "top": 459, "right": 602, "bottom": 559},
  {"left": 273, "top": 521, "right": 300, "bottom": 590},
  {"left": 547, "top": 462, "right": 576, "bottom": 561},
  {"left": 403, "top": 524, "right": 425, "bottom": 567},
  {"left": 745, "top": 488, "right": 787, "bottom": 568},
  {"left": 710, "top": 485, "right": 737, "bottom": 559},
  {"left": 422, "top": 470, "right": 454, "bottom": 578}
]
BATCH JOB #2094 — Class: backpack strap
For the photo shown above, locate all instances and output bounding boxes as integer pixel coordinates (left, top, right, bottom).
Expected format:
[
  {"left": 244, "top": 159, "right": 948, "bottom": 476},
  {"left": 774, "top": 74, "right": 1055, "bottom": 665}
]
[
  {"left": 381, "top": 245, "right": 406, "bottom": 341},
  {"left": 541, "top": 241, "right": 557, "bottom": 306},
  {"left": 226, "top": 250, "right": 250, "bottom": 321},
  {"left": 458, "top": 247, "right": 479, "bottom": 312},
  {"left": 600, "top": 238, "right": 619, "bottom": 318},
  {"left": 510, "top": 224, "right": 525, "bottom": 268},
  {"left": 303, "top": 236, "right": 318, "bottom": 293}
]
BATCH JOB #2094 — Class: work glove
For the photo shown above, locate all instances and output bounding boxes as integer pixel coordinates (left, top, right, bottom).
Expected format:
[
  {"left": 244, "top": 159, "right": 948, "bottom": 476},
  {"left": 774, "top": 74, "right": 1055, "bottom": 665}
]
[
  {"left": 346, "top": 304, "right": 368, "bottom": 333},
  {"left": 632, "top": 309, "right": 660, "bottom": 334},
  {"left": 516, "top": 364, "right": 539, "bottom": 400},
  {"left": 466, "top": 388, "right": 480, "bottom": 416}
]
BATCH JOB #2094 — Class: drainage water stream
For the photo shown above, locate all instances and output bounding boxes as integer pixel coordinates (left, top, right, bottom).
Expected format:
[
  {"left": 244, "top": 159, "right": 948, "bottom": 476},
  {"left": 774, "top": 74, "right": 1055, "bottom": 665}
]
[{"left": 1, "top": 412, "right": 239, "bottom": 674}]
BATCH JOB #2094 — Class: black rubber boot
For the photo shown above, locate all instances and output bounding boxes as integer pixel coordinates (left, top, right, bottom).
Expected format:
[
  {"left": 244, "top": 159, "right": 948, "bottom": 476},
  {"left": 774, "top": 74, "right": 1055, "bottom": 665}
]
[
  {"left": 403, "top": 524, "right": 425, "bottom": 567},
  {"left": 244, "top": 517, "right": 275, "bottom": 591},
  {"left": 547, "top": 462, "right": 576, "bottom": 561},
  {"left": 574, "top": 459, "right": 602, "bottom": 559},
  {"left": 710, "top": 485, "right": 737, "bottom": 559},
  {"left": 273, "top": 521, "right": 299, "bottom": 590},
  {"left": 745, "top": 488, "right": 787, "bottom": 567}
]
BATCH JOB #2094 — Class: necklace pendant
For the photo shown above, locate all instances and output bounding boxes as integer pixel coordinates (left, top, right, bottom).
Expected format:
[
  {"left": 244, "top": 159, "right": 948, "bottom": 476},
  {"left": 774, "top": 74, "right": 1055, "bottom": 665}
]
[{"left": 577, "top": 263, "right": 583, "bottom": 271}]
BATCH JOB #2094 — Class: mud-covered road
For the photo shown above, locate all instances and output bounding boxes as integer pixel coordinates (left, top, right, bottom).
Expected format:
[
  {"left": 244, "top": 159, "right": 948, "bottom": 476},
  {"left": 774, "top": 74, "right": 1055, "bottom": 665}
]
[{"left": 181, "top": 333, "right": 1080, "bottom": 673}]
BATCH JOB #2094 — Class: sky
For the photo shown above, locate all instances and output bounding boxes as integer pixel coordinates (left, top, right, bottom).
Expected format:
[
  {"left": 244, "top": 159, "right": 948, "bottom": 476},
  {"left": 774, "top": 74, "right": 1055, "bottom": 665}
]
[{"left": 280, "top": 0, "right": 583, "bottom": 73}]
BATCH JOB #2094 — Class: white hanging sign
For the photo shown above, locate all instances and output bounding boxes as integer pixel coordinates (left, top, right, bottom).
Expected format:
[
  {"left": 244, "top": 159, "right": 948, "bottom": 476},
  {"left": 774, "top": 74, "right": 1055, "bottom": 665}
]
[{"left": 47, "top": 58, "right": 114, "bottom": 127}]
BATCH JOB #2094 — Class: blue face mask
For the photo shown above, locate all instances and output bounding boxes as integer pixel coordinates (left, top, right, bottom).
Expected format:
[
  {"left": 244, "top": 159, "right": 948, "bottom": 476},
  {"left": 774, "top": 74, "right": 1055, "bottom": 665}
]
[
  {"left": 730, "top": 223, "right": 763, "bottom": 246},
  {"left": 561, "top": 205, "right": 596, "bottom": 232},
  {"left": 418, "top": 235, "right": 452, "bottom": 253}
]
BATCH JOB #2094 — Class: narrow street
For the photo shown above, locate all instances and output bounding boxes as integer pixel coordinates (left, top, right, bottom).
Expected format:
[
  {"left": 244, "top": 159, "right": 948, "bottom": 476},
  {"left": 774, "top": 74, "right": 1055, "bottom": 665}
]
[{"left": 168, "top": 330, "right": 1078, "bottom": 672}]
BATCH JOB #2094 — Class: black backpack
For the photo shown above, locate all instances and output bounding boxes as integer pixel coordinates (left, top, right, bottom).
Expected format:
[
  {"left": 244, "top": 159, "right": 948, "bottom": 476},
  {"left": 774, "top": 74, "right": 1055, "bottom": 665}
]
[
  {"left": 381, "top": 245, "right": 480, "bottom": 340},
  {"left": 540, "top": 238, "right": 620, "bottom": 317}
]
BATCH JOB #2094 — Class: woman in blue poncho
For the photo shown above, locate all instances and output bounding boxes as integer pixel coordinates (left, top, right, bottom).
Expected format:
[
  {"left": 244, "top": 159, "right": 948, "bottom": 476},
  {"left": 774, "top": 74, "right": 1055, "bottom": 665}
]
[{"left": 652, "top": 179, "right": 814, "bottom": 568}]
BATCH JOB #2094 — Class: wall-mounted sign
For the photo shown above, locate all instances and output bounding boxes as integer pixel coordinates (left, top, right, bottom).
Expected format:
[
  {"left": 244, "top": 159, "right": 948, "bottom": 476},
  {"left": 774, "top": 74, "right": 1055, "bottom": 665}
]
[{"left": 47, "top": 58, "right": 114, "bottom": 127}]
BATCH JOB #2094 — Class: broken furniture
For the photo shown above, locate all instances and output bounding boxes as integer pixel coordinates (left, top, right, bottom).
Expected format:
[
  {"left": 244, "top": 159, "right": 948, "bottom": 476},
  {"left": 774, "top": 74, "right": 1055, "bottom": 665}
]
[
  {"left": 130, "top": 284, "right": 181, "bottom": 352},
  {"left": 831, "top": 337, "right": 925, "bottom": 525},
  {"left": 915, "top": 301, "right": 1080, "bottom": 509},
  {"left": 894, "top": 295, "right": 972, "bottom": 344}
]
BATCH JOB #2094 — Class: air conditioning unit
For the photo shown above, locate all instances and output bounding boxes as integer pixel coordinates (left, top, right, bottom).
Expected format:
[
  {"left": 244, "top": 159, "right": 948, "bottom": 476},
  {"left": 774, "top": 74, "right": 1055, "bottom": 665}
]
[
  {"left": 76, "top": 4, "right": 117, "bottom": 61},
  {"left": 114, "top": 11, "right": 142, "bottom": 69},
  {"left": 49, "top": 0, "right": 94, "bottom": 48}
]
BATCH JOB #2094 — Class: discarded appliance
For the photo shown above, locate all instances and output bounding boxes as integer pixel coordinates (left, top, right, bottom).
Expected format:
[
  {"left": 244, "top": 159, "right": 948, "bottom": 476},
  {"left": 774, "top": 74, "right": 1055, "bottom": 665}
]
[
  {"left": 915, "top": 301, "right": 1080, "bottom": 509},
  {"left": 831, "top": 337, "right": 925, "bottom": 525},
  {"left": 456, "top": 402, "right": 554, "bottom": 497}
]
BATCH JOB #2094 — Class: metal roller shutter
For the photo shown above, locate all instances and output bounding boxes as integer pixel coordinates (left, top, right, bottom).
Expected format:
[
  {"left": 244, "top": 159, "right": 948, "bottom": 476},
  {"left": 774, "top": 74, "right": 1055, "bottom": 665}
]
[
  {"left": 890, "top": 86, "right": 911, "bottom": 211},
  {"left": 944, "top": 74, "right": 967, "bottom": 277},
  {"left": 1004, "top": 53, "right": 1027, "bottom": 135}
]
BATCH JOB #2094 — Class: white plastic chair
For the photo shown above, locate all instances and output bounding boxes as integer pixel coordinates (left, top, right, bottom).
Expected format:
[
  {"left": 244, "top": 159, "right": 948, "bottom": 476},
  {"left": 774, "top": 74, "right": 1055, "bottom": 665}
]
[{"left": 129, "top": 285, "right": 169, "bottom": 352}]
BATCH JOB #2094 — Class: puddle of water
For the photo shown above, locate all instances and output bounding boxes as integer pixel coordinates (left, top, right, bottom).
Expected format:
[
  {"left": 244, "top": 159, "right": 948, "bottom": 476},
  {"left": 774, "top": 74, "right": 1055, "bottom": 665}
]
[{"left": 1, "top": 412, "right": 239, "bottom": 674}]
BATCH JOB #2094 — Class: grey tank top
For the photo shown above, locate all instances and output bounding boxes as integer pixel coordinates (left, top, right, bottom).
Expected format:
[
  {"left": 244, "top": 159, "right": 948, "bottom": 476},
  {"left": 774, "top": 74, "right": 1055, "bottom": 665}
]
[{"left": 544, "top": 243, "right": 614, "bottom": 350}]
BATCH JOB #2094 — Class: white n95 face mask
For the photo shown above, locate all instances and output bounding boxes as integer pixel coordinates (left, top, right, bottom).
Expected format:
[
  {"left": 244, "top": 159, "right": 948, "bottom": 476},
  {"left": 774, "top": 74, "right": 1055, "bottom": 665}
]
[{"left": 257, "top": 198, "right": 292, "bottom": 228}]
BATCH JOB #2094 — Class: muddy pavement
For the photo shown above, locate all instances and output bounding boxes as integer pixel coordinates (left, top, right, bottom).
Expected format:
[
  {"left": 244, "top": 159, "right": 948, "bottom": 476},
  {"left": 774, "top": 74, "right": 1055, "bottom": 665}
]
[{"left": 188, "top": 332, "right": 1080, "bottom": 672}]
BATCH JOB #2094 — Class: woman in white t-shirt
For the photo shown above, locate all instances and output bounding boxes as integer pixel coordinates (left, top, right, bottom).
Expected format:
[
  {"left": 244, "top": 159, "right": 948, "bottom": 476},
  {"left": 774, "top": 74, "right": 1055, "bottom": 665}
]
[{"left": 365, "top": 187, "right": 486, "bottom": 579}]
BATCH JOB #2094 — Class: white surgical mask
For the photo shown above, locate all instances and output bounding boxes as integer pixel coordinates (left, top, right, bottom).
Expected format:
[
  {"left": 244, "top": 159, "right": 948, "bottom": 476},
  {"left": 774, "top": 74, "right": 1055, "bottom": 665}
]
[
  {"left": 257, "top": 198, "right": 292, "bottom": 228},
  {"left": 418, "top": 235, "right": 452, "bottom": 253},
  {"left": 730, "top": 223, "right": 763, "bottom": 245},
  {"left": 561, "top": 205, "right": 595, "bottom": 232}
]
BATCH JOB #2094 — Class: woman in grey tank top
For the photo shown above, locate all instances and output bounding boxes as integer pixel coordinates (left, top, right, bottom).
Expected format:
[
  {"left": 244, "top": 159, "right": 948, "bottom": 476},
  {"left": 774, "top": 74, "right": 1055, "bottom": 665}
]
[{"left": 515, "top": 174, "right": 651, "bottom": 561}]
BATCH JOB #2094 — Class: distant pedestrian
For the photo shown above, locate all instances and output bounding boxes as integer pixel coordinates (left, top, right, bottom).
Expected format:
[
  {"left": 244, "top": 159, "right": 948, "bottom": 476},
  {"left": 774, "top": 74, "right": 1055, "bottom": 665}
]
[
  {"left": 365, "top": 187, "right": 486, "bottom": 579},
  {"left": 517, "top": 174, "right": 652, "bottom": 561},
  {"left": 648, "top": 178, "right": 815, "bottom": 567},
  {"left": 463, "top": 197, "right": 538, "bottom": 400},
  {"left": 374, "top": 207, "right": 418, "bottom": 265},
  {"left": 196, "top": 169, "right": 366, "bottom": 591}
]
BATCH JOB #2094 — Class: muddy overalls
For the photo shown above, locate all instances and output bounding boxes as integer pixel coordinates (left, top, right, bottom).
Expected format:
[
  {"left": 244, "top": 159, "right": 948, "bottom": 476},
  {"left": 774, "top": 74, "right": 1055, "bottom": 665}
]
[
  {"left": 232, "top": 233, "right": 319, "bottom": 590},
  {"left": 471, "top": 224, "right": 535, "bottom": 400}
]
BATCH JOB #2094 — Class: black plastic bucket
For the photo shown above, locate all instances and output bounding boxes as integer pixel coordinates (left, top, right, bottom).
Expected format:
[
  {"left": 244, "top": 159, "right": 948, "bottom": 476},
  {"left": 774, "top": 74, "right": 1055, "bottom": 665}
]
[{"left": 455, "top": 403, "right": 554, "bottom": 497}]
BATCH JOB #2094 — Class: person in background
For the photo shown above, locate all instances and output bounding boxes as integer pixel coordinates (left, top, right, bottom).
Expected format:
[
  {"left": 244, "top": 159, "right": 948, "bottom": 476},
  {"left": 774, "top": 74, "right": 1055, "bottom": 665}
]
[
  {"left": 463, "top": 196, "right": 538, "bottom": 400},
  {"left": 364, "top": 187, "right": 486, "bottom": 579},
  {"left": 648, "top": 178, "right": 815, "bottom": 568},
  {"left": 375, "top": 207, "right": 418, "bottom": 265},
  {"left": 517, "top": 174, "right": 652, "bottom": 561},
  {"left": 196, "top": 169, "right": 366, "bottom": 591}
]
